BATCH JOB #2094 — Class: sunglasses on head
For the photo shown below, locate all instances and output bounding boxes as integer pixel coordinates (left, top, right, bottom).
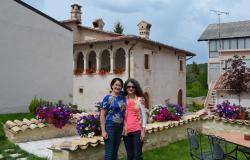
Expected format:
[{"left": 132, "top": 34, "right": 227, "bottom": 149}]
[{"left": 126, "top": 85, "right": 135, "bottom": 89}]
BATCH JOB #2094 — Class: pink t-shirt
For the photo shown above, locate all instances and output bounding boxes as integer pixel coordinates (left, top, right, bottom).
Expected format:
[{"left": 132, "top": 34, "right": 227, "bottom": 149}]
[{"left": 125, "top": 98, "right": 142, "bottom": 133}]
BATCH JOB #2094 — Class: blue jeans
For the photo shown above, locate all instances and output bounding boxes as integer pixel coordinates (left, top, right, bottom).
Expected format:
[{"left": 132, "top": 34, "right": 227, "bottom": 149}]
[
  {"left": 104, "top": 122, "right": 123, "bottom": 160},
  {"left": 123, "top": 131, "right": 143, "bottom": 160}
]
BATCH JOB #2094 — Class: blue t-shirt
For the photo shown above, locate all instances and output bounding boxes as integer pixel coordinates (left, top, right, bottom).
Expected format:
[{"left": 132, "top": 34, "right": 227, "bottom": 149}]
[{"left": 101, "top": 94, "right": 126, "bottom": 124}]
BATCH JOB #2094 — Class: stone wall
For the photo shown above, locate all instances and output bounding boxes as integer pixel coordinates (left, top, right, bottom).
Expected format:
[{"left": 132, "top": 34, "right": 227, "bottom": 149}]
[{"left": 50, "top": 116, "right": 250, "bottom": 160}]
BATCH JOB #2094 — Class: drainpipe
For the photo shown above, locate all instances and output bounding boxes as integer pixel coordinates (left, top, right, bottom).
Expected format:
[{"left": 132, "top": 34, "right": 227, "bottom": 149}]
[{"left": 128, "top": 41, "right": 138, "bottom": 79}]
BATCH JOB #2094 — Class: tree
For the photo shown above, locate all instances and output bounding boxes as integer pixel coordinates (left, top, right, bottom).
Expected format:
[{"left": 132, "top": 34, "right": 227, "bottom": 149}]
[
  {"left": 113, "top": 21, "right": 124, "bottom": 34},
  {"left": 191, "top": 61, "right": 200, "bottom": 75},
  {"left": 223, "top": 55, "right": 250, "bottom": 105}
]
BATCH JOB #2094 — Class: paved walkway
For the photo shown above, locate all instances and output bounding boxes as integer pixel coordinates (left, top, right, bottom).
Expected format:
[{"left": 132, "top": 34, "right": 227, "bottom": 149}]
[{"left": 17, "top": 136, "right": 80, "bottom": 160}]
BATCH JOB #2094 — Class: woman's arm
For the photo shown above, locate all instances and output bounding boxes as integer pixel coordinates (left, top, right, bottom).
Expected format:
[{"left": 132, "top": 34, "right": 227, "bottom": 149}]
[
  {"left": 139, "top": 102, "right": 147, "bottom": 141},
  {"left": 100, "top": 109, "right": 108, "bottom": 139}
]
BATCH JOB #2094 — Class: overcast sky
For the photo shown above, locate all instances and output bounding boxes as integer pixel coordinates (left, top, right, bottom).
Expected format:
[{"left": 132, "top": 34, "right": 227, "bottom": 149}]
[{"left": 23, "top": 0, "right": 250, "bottom": 64}]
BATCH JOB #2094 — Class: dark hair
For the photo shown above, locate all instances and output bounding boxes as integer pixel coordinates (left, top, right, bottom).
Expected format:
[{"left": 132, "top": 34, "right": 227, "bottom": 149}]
[
  {"left": 124, "top": 78, "right": 143, "bottom": 97},
  {"left": 110, "top": 78, "right": 123, "bottom": 90}
]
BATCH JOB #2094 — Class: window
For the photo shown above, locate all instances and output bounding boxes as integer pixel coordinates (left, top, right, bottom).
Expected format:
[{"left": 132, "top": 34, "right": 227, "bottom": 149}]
[
  {"left": 179, "top": 60, "right": 183, "bottom": 71},
  {"left": 144, "top": 54, "right": 149, "bottom": 69},
  {"left": 246, "top": 38, "right": 250, "bottom": 48},
  {"left": 209, "top": 63, "right": 220, "bottom": 82},
  {"left": 209, "top": 40, "right": 217, "bottom": 51},
  {"left": 223, "top": 39, "right": 230, "bottom": 49},
  {"left": 79, "top": 88, "right": 83, "bottom": 93},
  {"left": 209, "top": 40, "right": 219, "bottom": 58},
  {"left": 230, "top": 39, "right": 237, "bottom": 49},
  {"left": 238, "top": 39, "right": 245, "bottom": 49},
  {"left": 114, "top": 48, "right": 126, "bottom": 74}
]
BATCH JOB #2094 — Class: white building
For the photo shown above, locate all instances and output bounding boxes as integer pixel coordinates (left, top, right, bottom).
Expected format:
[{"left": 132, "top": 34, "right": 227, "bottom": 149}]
[
  {"left": 199, "top": 20, "right": 250, "bottom": 108},
  {"left": 62, "top": 4, "right": 195, "bottom": 110},
  {"left": 0, "top": 0, "right": 73, "bottom": 113}
]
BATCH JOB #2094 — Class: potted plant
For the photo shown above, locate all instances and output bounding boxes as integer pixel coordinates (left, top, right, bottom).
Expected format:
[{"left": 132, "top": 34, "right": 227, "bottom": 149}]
[
  {"left": 85, "top": 68, "right": 95, "bottom": 75},
  {"left": 36, "top": 103, "right": 72, "bottom": 128},
  {"left": 98, "top": 69, "right": 106, "bottom": 75},
  {"left": 113, "top": 68, "right": 125, "bottom": 74},
  {"left": 73, "top": 68, "right": 84, "bottom": 76},
  {"left": 238, "top": 107, "right": 248, "bottom": 120},
  {"left": 76, "top": 114, "right": 101, "bottom": 137}
]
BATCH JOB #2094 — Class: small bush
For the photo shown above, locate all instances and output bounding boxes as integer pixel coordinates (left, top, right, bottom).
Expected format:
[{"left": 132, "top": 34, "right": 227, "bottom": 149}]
[
  {"left": 28, "top": 97, "right": 46, "bottom": 115},
  {"left": 188, "top": 102, "right": 204, "bottom": 112}
]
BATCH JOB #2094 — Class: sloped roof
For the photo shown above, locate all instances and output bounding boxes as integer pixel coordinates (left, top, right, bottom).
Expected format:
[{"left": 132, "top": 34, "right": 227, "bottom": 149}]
[
  {"left": 214, "top": 73, "right": 250, "bottom": 91},
  {"left": 198, "top": 20, "right": 250, "bottom": 41},
  {"left": 75, "top": 35, "right": 196, "bottom": 56},
  {"left": 14, "top": 0, "right": 72, "bottom": 31},
  {"left": 61, "top": 20, "right": 120, "bottom": 36}
]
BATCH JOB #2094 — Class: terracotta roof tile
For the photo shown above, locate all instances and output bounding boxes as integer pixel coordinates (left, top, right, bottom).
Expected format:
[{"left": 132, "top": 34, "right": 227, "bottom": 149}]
[{"left": 20, "top": 125, "right": 29, "bottom": 131}]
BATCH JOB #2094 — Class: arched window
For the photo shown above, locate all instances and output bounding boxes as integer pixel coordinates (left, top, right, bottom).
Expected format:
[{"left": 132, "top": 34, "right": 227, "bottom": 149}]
[
  {"left": 178, "top": 89, "right": 183, "bottom": 107},
  {"left": 114, "top": 48, "right": 126, "bottom": 74},
  {"left": 76, "top": 52, "right": 84, "bottom": 70},
  {"left": 87, "top": 51, "right": 96, "bottom": 73},
  {"left": 100, "top": 49, "right": 110, "bottom": 72},
  {"left": 74, "top": 52, "right": 84, "bottom": 75}
]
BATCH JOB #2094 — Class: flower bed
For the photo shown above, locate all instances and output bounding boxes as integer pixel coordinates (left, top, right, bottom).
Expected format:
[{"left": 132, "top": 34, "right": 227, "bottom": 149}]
[
  {"left": 150, "top": 103, "right": 184, "bottom": 122},
  {"left": 216, "top": 100, "right": 248, "bottom": 120},
  {"left": 36, "top": 103, "right": 72, "bottom": 128}
]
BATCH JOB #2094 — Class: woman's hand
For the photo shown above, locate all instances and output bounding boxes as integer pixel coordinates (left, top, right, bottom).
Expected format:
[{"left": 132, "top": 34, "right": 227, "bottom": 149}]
[
  {"left": 140, "top": 130, "right": 145, "bottom": 142},
  {"left": 140, "top": 97, "right": 145, "bottom": 105},
  {"left": 102, "top": 130, "right": 108, "bottom": 140}
]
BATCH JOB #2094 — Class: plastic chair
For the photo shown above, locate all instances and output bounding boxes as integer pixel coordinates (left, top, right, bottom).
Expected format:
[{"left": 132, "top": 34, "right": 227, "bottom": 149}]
[{"left": 187, "top": 128, "right": 213, "bottom": 160}]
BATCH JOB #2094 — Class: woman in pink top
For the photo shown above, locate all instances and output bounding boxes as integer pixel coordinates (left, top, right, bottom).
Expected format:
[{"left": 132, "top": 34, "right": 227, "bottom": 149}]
[{"left": 123, "top": 79, "right": 147, "bottom": 160}]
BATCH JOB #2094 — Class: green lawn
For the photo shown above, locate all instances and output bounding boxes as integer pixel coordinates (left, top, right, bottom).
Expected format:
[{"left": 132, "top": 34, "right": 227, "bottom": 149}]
[
  {"left": 123, "top": 134, "right": 246, "bottom": 160},
  {"left": 0, "top": 113, "right": 46, "bottom": 160}
]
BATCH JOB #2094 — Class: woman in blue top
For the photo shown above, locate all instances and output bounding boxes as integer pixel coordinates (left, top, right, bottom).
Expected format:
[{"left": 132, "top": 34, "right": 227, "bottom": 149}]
[{"left": 100, "top": 78, "right": 126, "bottom": 160}]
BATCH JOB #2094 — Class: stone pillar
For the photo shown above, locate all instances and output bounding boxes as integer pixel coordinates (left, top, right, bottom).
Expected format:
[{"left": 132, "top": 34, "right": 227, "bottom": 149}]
[
  {"left": 96, "top": 50, "right": 100, "bottom": 72},
  {"left": 83, "top": 51, "right": 87, "bottom": 73},
  {"left": 110, "top": 51, "right": 114, "bottom": 73}
]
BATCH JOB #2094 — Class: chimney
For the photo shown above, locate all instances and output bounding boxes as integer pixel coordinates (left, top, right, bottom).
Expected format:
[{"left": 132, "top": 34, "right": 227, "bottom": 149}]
[
  {"left": 92, "top": 19, "right": 105, "bottom": 30},
  {"left": 137, "top": 20, "right": 152, "bottom": 39},
  {"left": 71, "top": 4, "right": 82, "bottom": 23}
]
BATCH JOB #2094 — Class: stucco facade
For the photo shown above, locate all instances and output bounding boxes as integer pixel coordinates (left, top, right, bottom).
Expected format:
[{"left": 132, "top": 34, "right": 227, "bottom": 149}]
[
  {"left": 62, "top": 4, "right": 194, "bottom": 111},
  {"left": 0, "top": 0, "right": 73, "bottom": 113}
]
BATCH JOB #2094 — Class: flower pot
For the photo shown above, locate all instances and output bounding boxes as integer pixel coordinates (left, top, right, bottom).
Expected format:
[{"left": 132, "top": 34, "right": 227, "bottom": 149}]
[
  {"left": 244, "top": 134, "right": 250, "bottom": 140},
  {"left": 45, "top": 117, "right": 54, "bottom": 124},
  {"left": 239, "top": 111, "right": 247, "bottom": 120}
]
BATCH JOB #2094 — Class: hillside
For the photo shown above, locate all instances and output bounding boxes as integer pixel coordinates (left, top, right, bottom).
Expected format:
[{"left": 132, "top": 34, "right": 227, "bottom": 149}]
[{"left": 186, "top": 62, "right": 208, "bottom": 97}]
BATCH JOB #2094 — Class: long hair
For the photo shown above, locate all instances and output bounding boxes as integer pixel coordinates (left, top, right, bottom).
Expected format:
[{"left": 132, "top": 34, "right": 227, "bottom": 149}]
[{"left": 124, "top": 78, "right": 143, "bottom": 97}]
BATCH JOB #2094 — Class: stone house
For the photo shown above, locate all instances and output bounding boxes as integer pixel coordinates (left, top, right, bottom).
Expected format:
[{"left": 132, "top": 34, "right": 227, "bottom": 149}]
[
  {"left": 62, "top": 4, "right": 195, "bottom": 110},
  {"left": 0, "top": 0, "right": 73, "bottom": 113},
  {"left": 199, "top": 20, "right": 250, "bottom": 108}
]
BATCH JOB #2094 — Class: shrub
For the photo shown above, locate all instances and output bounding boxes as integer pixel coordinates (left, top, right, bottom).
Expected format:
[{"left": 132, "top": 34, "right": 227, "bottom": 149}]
[
  {"left": 28, "top": 97, "right": 46, "bottom": 115},
  {"left": 188, "top": 102, "right": 204, "bottom": 112}
]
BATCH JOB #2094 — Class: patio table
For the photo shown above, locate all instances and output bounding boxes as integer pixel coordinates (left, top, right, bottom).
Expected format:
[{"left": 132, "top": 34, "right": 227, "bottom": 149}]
[{"left": 214, "top": 132, "right": 250, "bottom": 159}]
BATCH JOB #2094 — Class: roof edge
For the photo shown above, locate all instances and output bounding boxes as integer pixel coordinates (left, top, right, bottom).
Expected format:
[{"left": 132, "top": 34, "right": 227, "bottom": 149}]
[{"left": 14, "top": 0, "right": 72, "bottom": 31}]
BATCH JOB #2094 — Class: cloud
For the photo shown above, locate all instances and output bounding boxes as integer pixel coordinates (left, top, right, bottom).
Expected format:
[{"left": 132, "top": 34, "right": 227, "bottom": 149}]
[
  {"left": 22, "top": 0, "right": 250, "bottom": 63},
  {"left": 84, "top": 0, "right": 169, "bottom": 13}
]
